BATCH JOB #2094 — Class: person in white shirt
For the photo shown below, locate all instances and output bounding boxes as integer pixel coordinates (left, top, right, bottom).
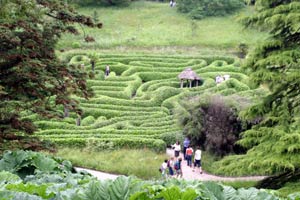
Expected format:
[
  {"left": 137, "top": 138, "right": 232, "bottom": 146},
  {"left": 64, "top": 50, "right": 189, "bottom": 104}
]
[
  {"left": 193, "top": 146, "right": 203, "bottom": 174},
  {"left": 172, "top": 141, "right": 181, "bottom": 158},
  {"left": 223, "top": 74, "right": 230, "bottom": 80},
  {"left": 161, "top": 159, "right": 168, "bottom": 178}
]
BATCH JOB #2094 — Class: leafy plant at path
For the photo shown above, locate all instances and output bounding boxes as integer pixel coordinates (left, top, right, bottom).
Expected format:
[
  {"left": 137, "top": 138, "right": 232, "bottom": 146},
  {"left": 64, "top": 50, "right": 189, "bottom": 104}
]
[
  {"left": 1, "top": 150, "right": 296, "bottom": 199},
  {"left": 213, "top": 0, "right": 300, "bottom": 186},
  {"left": 0, "top": 0, "right": 101, "bottom": 148}
]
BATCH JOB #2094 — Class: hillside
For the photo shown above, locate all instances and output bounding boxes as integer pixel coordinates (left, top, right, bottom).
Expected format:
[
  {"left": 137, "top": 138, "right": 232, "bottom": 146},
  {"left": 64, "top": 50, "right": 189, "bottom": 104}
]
[{"left": 57, "top": 1, "right": 268, "bottom": 51}]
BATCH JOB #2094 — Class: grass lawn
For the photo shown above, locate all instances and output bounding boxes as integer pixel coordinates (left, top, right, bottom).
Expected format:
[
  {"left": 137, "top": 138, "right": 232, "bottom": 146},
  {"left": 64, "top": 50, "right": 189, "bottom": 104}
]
[
  {"left": 53, "top": 147, "right": 168, "bottom": 179},
  {"left": 57, "top": 1, "right": 267, "bottom": 51}
]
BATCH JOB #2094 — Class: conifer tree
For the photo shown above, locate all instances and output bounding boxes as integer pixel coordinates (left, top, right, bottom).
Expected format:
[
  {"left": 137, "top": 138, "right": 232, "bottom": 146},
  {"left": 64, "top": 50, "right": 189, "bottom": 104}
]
[
  {"left": 215, "top": 0, "right": 300, "bottom": 186},
  {"left": 0, "top": 0, "right": 102, "bottom": 147}
]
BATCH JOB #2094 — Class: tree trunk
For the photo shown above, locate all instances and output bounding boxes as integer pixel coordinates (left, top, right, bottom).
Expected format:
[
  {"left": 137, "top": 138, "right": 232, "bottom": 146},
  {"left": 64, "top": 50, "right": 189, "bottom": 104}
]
[
  {"left": 64, "top": 106, "right": 69, "bottom": 118},
  {"left": 256, "top": 168, "right": 300, "bottom": 189},
  {"left": 76, "top": 116, "right": 81, "bottom": 126},
  {"left": 91, "top": 61, "right": 95, "bottom": 71}
]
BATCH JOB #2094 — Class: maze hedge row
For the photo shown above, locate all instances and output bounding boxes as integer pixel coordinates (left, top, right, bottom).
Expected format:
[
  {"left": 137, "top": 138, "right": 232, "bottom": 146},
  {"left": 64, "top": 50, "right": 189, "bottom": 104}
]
[{"left": 30, "top": 53, "right": 265, "bottom": 152}]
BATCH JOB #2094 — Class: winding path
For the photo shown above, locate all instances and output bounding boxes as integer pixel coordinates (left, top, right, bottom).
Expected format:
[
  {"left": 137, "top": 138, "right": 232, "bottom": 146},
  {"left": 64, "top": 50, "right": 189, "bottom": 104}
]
[{"left": 75, "top": 149, "right": 267, "bottom": 181}]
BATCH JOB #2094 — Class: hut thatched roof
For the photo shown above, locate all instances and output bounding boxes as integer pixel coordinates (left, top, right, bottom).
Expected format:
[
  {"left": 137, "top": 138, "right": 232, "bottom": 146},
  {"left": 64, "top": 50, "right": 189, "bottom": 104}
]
[{"left": 178, "top": 68, "right": 201, "bottom": 80}]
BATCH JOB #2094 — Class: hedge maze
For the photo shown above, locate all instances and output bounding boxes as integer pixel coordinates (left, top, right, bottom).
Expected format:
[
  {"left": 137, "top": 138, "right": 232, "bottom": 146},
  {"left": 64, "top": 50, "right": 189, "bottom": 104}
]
[{"left": 30, "top": 53, "right": 262, "bottom": 152}]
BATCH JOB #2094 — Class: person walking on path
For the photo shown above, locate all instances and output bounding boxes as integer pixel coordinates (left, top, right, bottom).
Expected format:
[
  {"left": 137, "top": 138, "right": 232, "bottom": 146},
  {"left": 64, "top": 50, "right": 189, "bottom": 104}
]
[
  {"left": 174, "top": 157, "right": 183, "bottom": 178},
  {"left": 105, "top": 65, "right": 110, "bottom": 76},
  {"left": 185, "top": 145, "right": 193, "bottom": 167},
  {"left": 193, "top": 146, "right": 202, "bottom": 174},
  {"left": 167, "top": 157, "right": 175, "bottom": 177},
  {"left": 160, "top": 159, "right": 168, "bottom": 179},
  {"left": 183, "top": 137, "right": 190, "bottom": 160},
  {"left": 172, "top": 141, "right": 181, "bottom": 158}
]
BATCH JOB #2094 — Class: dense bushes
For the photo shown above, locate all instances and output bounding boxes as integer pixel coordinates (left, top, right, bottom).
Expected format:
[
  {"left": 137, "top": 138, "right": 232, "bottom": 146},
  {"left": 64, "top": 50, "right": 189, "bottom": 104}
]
[
  {"left": 51, "top": 138, "right": 166, "bottom": 152},
  {"left": 177, "top": 0, "right": 245, "bottom": 19},
  {"left": 176, "top": 94, "right": 251, "bottom": 156},
  {"left": 69, "top": 0, "right": 131, "bottom": 6}
]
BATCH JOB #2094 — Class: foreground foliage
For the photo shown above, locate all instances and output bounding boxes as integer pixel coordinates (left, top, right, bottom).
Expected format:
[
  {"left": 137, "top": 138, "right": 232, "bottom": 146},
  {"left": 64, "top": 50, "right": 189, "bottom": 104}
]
[
  {"left": 1, "top": 150, "right": 299, "bottom": 199},
  {"left": 0, "top": 0, "right": 101, "bottom": 147}
]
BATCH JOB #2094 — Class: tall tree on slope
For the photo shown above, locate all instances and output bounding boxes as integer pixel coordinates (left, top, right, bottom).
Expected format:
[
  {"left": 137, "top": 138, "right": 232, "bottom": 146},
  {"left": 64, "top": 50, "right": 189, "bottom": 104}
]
[
  {"left": 0, "top": 0, "right": 102, "bottom": 148},
  {"left": 214, "top": 0, "right": 300, "bottom": 187}
]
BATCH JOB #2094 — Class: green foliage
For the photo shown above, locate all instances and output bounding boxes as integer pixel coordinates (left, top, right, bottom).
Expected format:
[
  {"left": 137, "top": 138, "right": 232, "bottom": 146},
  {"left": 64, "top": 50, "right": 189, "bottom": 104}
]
[
  {"left": 81, "top": 116, "right": 96, "bottom": 126},
  {"left": 0, "top": 150, "right": 73, "bottom": 179},
  {"left": 175, "top": 94, "right": 251, "bottom": 156},
  {"left": 52, "top": 137, "right": 166, "bottom": 152},
  {"left": 177, "top": 0, "right": 245, "bottom": 19},
  {"left": 1, "top": 150, "right": 299, "bottom": 199},
  {"left": 216, "top": 0, "right": 300, "bottom": 177},
  {"left": 0, "top": 0, "right": 101, "bottom": 147}
]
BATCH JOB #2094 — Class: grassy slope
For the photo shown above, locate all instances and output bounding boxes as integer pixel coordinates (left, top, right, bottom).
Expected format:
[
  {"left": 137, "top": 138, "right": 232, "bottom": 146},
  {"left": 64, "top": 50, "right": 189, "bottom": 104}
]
[
  {"left": 53, "top": 2, "right": 297, "bottom": 196},
  {"left": 57, "top": 1, "right": 267, "bottom": 50},
  {"left": 54, "top": 148, "right": 167, "bottom": 179}
]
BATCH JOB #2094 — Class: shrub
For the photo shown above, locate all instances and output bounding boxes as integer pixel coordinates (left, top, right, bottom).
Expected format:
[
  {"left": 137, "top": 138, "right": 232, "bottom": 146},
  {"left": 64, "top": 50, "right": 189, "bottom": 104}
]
[
  {"left": 81, "top": 116, "right": 96, "bottom": 126},
  {"left": 71, "top": 42, "right": 81, "bottom": 49},
  {"left": 160, "top": 131, "right": 184, "bottom": 146},
  {"left": 52, "top": 138, "right": 166, "bottom": 152},
  {"left": 176, "top": 94, "right": 248, "bottom": 156},
  {"left": 177, "top": 0, "right": 245, "bottom": 19}
]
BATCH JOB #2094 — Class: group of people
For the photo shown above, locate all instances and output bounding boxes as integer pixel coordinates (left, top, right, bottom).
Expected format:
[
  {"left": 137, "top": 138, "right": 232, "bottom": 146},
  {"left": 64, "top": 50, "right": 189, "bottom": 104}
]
[
  {"left": 160, "top": 137, "right": 203, "bottom": 178},
  {"left": 160, "top": 157, "right": 183, "bottom": 178},
  {"left": 215, "top": 74, "right": 230, "bottom": 84}
]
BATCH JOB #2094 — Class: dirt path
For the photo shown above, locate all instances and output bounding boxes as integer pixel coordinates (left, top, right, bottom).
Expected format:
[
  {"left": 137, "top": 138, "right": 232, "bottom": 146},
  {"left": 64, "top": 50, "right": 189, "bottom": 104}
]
[
  {"left": 166, "top": 148, "right": 266, "bottom": 181},
  {"left": 75, "top": 167, "right": 118, "bottom": 180},
  {"left": 75, "top": 149, "right": 266, "bottom": 182}
]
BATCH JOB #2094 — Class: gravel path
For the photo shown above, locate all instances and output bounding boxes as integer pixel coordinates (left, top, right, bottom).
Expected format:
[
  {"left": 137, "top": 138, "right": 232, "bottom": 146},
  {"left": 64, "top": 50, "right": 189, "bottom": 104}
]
[
  {"left": 166, "top": 148, "right": 266, "bottom": 181},
  {"left": 74, "top": 149, "right": 266, "bottom": 182},
  {"left": 75, "top": 167, "right": 118, "bottom": 180}
]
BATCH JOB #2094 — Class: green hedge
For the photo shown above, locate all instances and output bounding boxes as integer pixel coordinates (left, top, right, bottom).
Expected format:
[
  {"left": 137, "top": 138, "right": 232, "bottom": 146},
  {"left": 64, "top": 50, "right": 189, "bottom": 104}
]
[
  {"left": 49, "top": 138, "right": 166, "bottom": 152},
  {"left": 81, "top": 116, "right": 96, "bottom": 126}
]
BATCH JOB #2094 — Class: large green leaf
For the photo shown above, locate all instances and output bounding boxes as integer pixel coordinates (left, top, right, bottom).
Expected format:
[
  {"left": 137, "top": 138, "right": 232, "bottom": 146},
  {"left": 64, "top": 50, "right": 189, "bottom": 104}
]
[
  {"left": 5, "top": 183, "right": 54, "bottom": 199},
  {"left": 0, "top": 151, "right": 32, "bottom": 172},
  {"left": 81, "top": 180, "right": 110, "bottom": 200},
  {"left": 236, "top": 188, "right": 262, "bottom": 200},
  {"left": 287, "top": 192, "right": 300, "bottom": 200},
  {"left": 154, "top": 186, "right": 181, "bottom": 200},
  {"left": 181, "top": 188, "right": 198, "bottom": 200},
  {"left": 32, "top": 154, "right": 58, "bottom": 172},
  {"left": 201, "top": 182, "right": 224, "bottom": 200},
  {"left": 108, "top": 176, "right": 132, "bottom": 200},
  {"left": 223, "top": 185, "right": 238, "bottom": 200},
  {"left": 129, "top": 191, "right": 153, "bottom": 200},
  {"left": 0, "top": 190, "right": 43, "bottom": 200},
  {"left": 0, "top": 171, "right": 21, "bottom": 184}
]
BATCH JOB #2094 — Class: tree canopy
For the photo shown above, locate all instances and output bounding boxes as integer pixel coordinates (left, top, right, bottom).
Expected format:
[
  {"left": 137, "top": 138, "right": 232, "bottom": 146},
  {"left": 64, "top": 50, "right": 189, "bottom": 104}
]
[
  {"left": 214, "top": 0, "right": 300, "bottom": 178},
  {"left": 0, "top": 0, "right": 101, "bottom": 146}
]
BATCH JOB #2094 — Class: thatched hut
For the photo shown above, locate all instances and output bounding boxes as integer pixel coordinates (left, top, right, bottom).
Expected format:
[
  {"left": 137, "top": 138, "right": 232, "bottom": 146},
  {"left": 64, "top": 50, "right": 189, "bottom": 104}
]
[{"left": 178, "top": 68, "right": 202, "bottom": 88}]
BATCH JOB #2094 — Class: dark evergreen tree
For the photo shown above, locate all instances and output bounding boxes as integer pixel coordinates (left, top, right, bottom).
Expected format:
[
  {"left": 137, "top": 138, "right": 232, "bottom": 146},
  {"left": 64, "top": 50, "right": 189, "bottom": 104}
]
[
  {"left": 214, "top": 0, "right": 300, "bottom": 185},
  {"left": 0, "top": 0, "right": 102, "bottom": 148}
]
